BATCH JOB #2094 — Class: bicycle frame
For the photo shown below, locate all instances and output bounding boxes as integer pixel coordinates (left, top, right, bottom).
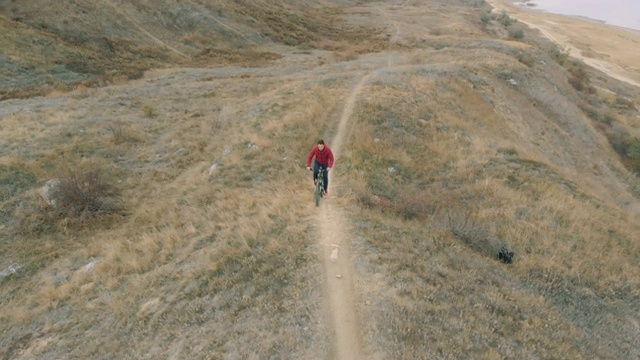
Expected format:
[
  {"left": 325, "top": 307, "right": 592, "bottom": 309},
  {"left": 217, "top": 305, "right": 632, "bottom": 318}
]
[{"left": 314, "top": 168, "right": 325, "bottom": 206}]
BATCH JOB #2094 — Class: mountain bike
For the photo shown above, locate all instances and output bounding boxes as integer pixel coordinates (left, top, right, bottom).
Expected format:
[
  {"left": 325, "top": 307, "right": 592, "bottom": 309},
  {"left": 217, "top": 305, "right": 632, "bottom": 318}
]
[{"left": 312, "top": 167, "right": 326, "bottom": 206}]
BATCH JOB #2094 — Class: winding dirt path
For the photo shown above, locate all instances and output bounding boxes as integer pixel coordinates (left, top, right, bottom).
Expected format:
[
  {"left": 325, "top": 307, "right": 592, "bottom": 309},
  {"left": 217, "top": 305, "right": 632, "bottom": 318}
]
[
  {"left": 317, "top": 3, "right": 401, "bottom": 356},
  {"left": 317, "top": 80, "right": 364, "bottom": 359},
  {"left": 317, "top": 73, "right": 375, "bottom": 359}
]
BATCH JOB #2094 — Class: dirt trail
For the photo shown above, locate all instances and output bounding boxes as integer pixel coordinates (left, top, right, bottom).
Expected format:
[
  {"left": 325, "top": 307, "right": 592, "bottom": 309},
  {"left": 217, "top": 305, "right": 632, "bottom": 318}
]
[
  {"left": 317, "top": 3, "right": 398, "bottom": 357},
  {"left": 316, "top": 73, "right": 375, "bottom": 359}
]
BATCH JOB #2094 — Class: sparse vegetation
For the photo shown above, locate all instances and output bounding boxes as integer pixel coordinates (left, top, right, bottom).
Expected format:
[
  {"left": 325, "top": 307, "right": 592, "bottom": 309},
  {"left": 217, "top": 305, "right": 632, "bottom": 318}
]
[
  {"left": 341, "top": 45, "right": 640, "bottom": 357},
  {"left": 0, "top": 164, "right": 38, "bottom": 202}
]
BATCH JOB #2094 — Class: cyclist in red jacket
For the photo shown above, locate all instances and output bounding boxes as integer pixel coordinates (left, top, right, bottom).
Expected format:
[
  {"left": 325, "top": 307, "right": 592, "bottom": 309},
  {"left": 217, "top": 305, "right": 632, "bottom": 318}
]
[{"left": 306, "top": 139, "right": 334, "bottom": 196}]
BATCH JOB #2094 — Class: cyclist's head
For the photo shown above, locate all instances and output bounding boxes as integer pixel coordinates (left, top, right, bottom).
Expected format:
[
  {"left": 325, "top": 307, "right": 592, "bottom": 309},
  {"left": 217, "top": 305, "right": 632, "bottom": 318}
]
[{"left": 317, "top": 139, "right": 325, "bottom": 150}]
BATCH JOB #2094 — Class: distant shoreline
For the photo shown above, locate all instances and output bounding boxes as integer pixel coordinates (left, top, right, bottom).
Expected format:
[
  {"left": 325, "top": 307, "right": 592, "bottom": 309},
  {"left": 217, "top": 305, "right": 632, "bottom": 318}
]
[
  {"left": 510, "top": 0, "right": 640, "bottom": 33},
  {"left": 486, "top": 0, "right": 640, "bottom": 88}
]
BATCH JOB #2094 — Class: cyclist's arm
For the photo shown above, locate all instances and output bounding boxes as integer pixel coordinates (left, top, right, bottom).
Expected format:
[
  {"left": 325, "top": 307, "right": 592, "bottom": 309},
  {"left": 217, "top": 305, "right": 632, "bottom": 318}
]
[
  {"left": 306, "top": 147, "right": 317, "bottom": 167},
  {"left": 328, "top": 149, "right": 335, "bottom": 169}
]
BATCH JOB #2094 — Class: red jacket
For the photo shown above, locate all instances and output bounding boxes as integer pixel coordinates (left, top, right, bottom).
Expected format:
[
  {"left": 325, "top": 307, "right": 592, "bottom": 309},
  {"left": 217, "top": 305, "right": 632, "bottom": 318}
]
[{"left": 307, "top": 145, "right": 334, "bottom": 167}]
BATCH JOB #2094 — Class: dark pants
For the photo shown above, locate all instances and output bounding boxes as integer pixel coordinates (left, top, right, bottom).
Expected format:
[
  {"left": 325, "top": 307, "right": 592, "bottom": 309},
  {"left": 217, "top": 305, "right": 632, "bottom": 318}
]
[{"left": 313, "top": 161, "right": 329, "bottom": 192}]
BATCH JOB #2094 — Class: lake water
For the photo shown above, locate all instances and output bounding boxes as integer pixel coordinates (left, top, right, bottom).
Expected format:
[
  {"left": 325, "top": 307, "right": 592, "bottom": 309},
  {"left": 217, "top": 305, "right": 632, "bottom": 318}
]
[{"left": 523, "top": 0, "right": 640, "bottom": 31}]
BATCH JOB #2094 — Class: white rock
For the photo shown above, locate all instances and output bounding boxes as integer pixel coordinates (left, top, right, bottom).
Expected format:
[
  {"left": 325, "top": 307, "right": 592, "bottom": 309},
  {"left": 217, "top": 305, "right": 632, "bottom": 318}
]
[
  {"left": 330, "top": 247, "right": 339, "bottom": 261},
  {"left": 209, "top": 163, "right": 219, "bottom": 175},
  {"left": 0, "top": 263, "right": 22, "bottom": 277},
  {"left": 39, "top": 179, "right": 61, "bottom": 208}
]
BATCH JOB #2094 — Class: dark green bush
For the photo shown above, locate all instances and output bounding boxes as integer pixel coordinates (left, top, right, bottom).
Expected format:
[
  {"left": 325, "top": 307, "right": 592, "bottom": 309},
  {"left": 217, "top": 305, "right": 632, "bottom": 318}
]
[
  {"left": 567, "top": 63, "right": 590, "bottom": 91},
  {"left": 547, "top": 43, "right": 569, "bottom": 65},
  {"left": 627, "top": 138, "right": 640, "bottom": 160},
  {"left": 480, "top": 12, "right": 492, "bottom": 24},
  {"left": 604, "top": 129, "right": 640, "bottom": 174},
  {"left": 499, "top": 11, "right": 514, "bottom": 27},
  {"left": 508, "top": 28, "right": 525, "bottom": 40}
]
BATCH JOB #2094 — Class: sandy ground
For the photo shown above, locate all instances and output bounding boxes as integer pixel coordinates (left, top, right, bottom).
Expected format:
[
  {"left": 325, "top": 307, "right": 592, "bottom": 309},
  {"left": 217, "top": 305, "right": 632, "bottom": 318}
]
[{"left": 487, "top": 0, "right": 640, "bottom": 88}]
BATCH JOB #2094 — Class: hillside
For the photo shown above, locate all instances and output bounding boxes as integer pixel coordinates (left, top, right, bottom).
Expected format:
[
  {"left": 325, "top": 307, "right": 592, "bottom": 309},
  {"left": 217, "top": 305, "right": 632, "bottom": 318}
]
[
  {"left": 1, "top": 0, "right": 639, "bottom": 359},
  {"left": 0, "top": 0, "right": 379, "bottom": 100}
]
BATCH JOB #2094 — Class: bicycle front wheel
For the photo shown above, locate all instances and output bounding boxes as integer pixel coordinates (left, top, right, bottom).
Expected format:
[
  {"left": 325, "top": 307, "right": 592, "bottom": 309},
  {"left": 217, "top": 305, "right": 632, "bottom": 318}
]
[{"left": 315, "top": 181, "right": 323, "bottom": 206}]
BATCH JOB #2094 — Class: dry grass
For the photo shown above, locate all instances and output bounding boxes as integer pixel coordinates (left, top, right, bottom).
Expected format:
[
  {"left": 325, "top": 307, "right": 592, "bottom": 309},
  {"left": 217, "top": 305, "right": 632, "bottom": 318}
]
[
  {"left": 356, "top": 64, "right": 640, "bottom": 286},
  {"left": 340, "top": 36, "right": 640, "bottom": 357},
  {"left": 1, "top": 0, "right": 640, "bottom": 359},
  {"left": 0, "top": 45, "right": 348, "bottom": 357}
]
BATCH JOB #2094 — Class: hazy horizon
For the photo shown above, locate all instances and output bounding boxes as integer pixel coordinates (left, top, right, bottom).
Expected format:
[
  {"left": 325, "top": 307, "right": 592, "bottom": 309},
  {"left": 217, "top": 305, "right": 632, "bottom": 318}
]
[{"left": 527, "top": 0, "right": 640, "bottom": 30}]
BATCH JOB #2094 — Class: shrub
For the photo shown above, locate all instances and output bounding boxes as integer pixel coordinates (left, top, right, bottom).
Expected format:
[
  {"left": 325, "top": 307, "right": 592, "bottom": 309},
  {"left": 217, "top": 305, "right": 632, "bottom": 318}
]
[
  {"left": 567, "top": 63, "right": 590, "bottom": 91},
  {"left": 614, "top": 95, "right": 636, "bottom": 111},
  {"left": 626, "top": 138, "right": 640, "bottom": 160},
  {"left": 357, "top": 187, "right": 433, "bottom": 221},
  {"left": 499, "top": 11, "right": 514, "bottom": 27},
  {"left": 605, "top": 128, "right": 640, "bottom": 174},
  {"left": 445, "top": 207, "right": 488, "bottom": 248},
  {"left": 607, "top": 128, "right": 633, "bottom": 155},
  {"left": 142, "top": 104, "right": 156, "bottom": 118},
  {"left": 52, "top": 166, "right": 121, "bottom": 218},
  {"left": 442, "top": 203, "right": 511, "bottom": 260},
  {"left": 395, "top": 191, "right": 432, "bottom": 220},
  {"left": 508, "top": 28, "right": 525, "bottom": 40},
  {"left": 480, "top": 12, "right": 492, "bottom": 24},
  {"left": 595, "top": 111, "right": 616, "bottom": 126},
  {"left": 547, "top": 43, "right": 569, "bottom": 65},
  {"left": 107, "top": 119, "right": 131, "bottom": 144},
  {"left": 516, "top": 50, "right": 535, "bottom": 66}
]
